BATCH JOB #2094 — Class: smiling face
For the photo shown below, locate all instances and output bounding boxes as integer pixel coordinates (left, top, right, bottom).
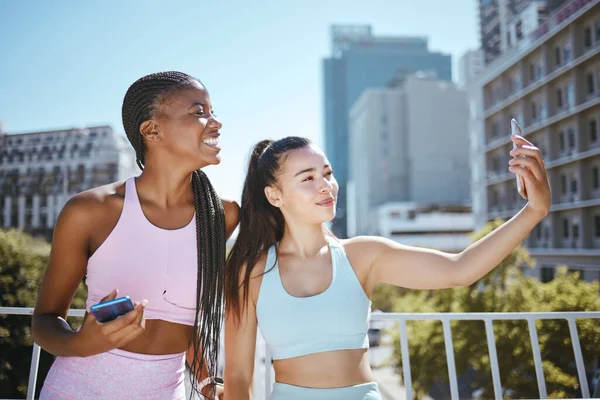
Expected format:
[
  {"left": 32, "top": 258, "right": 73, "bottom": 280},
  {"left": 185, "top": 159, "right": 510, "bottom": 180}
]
[
  {"left": 264, "top": 143, "right": 338, "bottom": 226},
  {"left": 141, "top": 80, "right": 223, "bottom": 170}
]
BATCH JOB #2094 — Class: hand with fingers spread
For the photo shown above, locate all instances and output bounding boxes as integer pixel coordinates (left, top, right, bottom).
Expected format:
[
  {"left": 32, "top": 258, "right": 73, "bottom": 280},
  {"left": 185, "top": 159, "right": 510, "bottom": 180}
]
[
  {"left": 508, "top": 134, "right": 552, "bottom": 219},
  {"left": 74, "top": 289, "right": 148, "bottom": 357}
]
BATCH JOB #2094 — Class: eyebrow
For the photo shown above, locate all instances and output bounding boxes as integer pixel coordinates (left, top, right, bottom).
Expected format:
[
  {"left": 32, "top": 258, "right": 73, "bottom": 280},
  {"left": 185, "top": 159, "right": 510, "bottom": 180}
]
[
  {"left": 188, "top": 102, "right": 209, "bottom": 110},
  {"left": 294, "top": 164, "right": 331, "bottom": 177}
]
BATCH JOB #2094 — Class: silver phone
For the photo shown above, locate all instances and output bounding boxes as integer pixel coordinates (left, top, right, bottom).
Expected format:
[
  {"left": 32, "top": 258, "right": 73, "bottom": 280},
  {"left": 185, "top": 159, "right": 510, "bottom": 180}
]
[{"left": 510, "top": 118, "right": 527, "bottom": 199}]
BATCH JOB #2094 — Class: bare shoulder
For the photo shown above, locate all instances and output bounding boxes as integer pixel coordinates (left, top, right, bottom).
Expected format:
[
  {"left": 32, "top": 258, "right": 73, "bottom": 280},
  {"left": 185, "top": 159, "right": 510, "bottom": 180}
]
[
  {"left": 338, "top": 235, "right": 385, "bottom": 264},
  {"left": 57, "top": 180, "right": 125, "bottom": 227},
  {"left": 343, "top": 235, "right": 401, "bottom": 250},
  {"left": 221, "top": 198, "right": 240, "bottom": 214},
  {"left": 221, "top": 198, "right": 240, "bottom": 237}
]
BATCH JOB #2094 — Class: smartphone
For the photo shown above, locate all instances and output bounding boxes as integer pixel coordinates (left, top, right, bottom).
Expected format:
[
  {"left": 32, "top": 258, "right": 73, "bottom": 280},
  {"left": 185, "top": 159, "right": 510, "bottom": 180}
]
[
  {"left": 90, "top": 296, "right": 135, "bottom": 323},
  {"left": 510, "top": 118, "right": 528, "bottom": 199}
]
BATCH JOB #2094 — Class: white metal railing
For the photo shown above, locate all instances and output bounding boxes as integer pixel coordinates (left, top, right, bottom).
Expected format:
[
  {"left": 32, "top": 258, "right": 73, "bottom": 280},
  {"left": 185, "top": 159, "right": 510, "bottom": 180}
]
[
  {"left": 263, "top": 312, "right": 600, "bottom": 400},
  {"left": 2, "top": 308, "right": 600, "bottom": 400}
]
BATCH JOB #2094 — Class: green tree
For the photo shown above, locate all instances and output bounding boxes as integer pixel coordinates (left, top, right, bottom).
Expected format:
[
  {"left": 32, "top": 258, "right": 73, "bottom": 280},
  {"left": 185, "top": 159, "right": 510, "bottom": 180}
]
[
  {"left": 0, "top": 229, "right": 87, "bottom": 398},
  {"left": 371, "top": 284, "right": 407, "bottom": 312},
  {"left": 390, "top": 220, "right": 600, "bottom": 399}
]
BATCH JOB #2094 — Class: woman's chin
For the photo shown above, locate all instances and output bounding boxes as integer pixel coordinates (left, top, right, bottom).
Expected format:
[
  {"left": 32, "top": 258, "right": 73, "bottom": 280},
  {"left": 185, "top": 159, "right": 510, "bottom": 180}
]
[{"left": 195, "top": 154, "right": 221, "bottom": 169}]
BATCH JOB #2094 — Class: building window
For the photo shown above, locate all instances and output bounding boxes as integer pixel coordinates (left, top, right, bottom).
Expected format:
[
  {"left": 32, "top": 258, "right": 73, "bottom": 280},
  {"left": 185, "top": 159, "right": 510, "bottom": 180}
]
[
  {"left": 555, "top": 47, "right": 561, "bottom": 66},
  {"left": 516, "top": 21, "right": 523, "bottom": 40},
  {"left": 530, "top": 64, "right": 535, "bottom": 81},
  {"left": 596, "top": 20, "right": 600, "bottom": 43},
  {"left": 590, "top": 119, "right": 598, "bottom": 142},
  {"left": 561, "top": 174, "right": 567, "bottom": 194},
  {"left": 492, "top": 121, "right": 499, "bottom": 138},
  {"left": 567, "top": 83, "right": 575, "bottom": 108},
  {"left": 571, "top": 177, "right": 578, "bottom": 193},
  {"left": 563, "top": 46, "right": 572, "bottom": 63},
  {"left": 568, "top": 129, "right": 575, "bottom": 149},
  {"left": 559, "top": 131, "right": 565, "bottom": 151},
  {"left": 573, "top": 223, "right": 579, "bottom": 239},
  {"left": 531, "top": 102, "right": 537, "bottom": 121},
  {"left": 593, "top": 166, "right": 599, "bottom": 189},
  {"left": 557, "top": 88, "right": 563, "bottom": 108},
  {"left": 570, "top": 268, "right": 583, "bottom": 279},
  {"left": 588, "top": 73, "right": 595, "bottom": 94},
  {"left": 563, "top": 218, "right": 569, "bottom": 238},
  {"left": 541, "top": 267, "right": 554, "bottom": 283},
  {"left": 585, "top": 26, "right": 592, "bottom": 48},
  {"left": 595, "top": 215, "right": 600, "bottom": 237},
  {"left": 540, "top": 103, "right": 547, "bottom": 119}
]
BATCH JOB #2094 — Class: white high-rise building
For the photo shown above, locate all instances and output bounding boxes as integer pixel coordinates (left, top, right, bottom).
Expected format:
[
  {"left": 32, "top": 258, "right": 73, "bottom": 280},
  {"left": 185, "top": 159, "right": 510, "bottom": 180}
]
[
  {"left": 348, "top": 72, "right": 471, "bottom": 238},
  {"left": 460, "top": 50, "right": 488, "bottom": 229},
  {"left": 459, "top": 50, "right": 485, "bottom": 90}
]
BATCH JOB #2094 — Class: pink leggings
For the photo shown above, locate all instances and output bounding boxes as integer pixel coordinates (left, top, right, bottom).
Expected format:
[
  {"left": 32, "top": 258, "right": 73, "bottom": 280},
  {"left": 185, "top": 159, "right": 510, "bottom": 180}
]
[{"left": 40, "top": 348, "right": 186, "bottom": 400}]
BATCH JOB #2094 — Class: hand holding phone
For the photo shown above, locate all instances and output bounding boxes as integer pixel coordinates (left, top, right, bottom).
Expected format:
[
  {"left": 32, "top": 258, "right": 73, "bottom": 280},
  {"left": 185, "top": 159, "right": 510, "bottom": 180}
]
[
  {"left": 90, "top": 296, "right": 135, "bottom": 323},
  {"left": 73, "top": 289, "right": 147, "bottom": 357},
  {"left": 511, "top": 119, "right": 528, "bottom": 199}
]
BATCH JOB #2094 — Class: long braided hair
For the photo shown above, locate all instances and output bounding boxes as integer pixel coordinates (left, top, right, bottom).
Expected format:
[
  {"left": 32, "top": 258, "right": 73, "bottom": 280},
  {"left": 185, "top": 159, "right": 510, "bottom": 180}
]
[{"left": 121, "top": 71, "right": 226, "bottom": 398}]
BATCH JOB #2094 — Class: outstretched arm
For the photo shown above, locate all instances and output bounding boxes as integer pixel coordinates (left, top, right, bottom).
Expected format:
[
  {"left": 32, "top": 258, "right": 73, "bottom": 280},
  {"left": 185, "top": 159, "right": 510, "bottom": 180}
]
[{"left": 360, "top": 135, "right": 551, "bottom": 290}]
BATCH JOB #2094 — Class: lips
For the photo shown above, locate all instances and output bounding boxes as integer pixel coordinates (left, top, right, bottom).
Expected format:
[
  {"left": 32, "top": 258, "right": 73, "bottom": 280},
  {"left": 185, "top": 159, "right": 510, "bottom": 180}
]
[
  {"left": 202, "top": 134, "right": 220, "bottom": 149},
  {"left": 317, "top": 197, "right": 335, "bottom": 206}
]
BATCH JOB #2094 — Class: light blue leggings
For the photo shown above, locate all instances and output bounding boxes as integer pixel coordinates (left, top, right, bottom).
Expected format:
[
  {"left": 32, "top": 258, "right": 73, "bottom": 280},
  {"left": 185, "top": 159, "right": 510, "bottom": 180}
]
[{"left": 269, "top": 382, "right": 382, "bottom": 400}]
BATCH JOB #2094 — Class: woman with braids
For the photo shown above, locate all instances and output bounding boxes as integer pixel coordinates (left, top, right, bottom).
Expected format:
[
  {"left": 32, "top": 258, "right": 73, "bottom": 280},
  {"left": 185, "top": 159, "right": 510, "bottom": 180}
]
[
  {"left": 223, "top": 136, "right": 551, "bottom": 400},
  {"left": 32, "top": 71, "right": 239, "bottom": 400}
]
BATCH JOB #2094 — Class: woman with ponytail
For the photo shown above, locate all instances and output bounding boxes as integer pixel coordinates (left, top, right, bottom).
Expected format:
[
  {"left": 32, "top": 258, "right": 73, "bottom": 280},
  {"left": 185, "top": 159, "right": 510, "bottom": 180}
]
[
  {"left": 32, "top": 71, "right": 239, "bottom": 400},
  {"left": 224, "top": 136, "right": 551, "bottom": 399}
]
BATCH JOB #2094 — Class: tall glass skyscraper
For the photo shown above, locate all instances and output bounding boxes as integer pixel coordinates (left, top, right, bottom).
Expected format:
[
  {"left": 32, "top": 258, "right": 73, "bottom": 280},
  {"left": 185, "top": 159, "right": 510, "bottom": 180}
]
[{"left": 323, "top": 25, "right": 452, "bottom": 237}]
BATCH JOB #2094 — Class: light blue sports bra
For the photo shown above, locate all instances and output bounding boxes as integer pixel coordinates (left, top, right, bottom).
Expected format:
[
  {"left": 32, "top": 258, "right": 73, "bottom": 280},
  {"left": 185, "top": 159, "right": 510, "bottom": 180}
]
[{"left": 256, "top": 238, "right": 371, "bottom": 360}]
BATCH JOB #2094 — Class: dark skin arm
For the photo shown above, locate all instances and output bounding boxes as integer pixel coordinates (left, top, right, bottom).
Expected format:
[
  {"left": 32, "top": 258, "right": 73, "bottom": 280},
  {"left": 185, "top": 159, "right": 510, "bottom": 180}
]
[{"left": 31, "top": 190, "right": 146, "bottom": 357}]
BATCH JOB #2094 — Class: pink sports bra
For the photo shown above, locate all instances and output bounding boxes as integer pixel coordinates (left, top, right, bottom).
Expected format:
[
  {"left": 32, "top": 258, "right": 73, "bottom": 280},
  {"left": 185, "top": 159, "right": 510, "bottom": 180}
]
[{"left": 85, "top": 176, "right": 199, "bottom": 325}]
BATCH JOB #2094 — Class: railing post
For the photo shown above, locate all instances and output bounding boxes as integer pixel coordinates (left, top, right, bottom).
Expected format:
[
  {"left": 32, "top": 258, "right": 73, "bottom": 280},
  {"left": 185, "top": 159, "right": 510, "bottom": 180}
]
[
  {"left": 26, "top": 343, "right": 41, "bottom": 400},
  {"left": 527, "top": 317, "right": 547, "bottom": 399},
  {"left": 567, "top": 317, "right": 590, "bottom": 398},
  {"left": 399, "top": 318, "right": 412, "bottom": 400},
  {"left": 484, "top": 319, "right": 503, "bottom": 400},
  {"left": 442, "top": 319, "right": 460, "bottom": 400}
]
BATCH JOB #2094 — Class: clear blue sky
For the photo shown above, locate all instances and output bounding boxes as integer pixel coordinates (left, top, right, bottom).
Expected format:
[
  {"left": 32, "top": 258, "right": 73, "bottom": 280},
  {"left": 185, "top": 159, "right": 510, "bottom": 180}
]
[{"left": 0, "top": 0, "right": 479, "bottom": 201}]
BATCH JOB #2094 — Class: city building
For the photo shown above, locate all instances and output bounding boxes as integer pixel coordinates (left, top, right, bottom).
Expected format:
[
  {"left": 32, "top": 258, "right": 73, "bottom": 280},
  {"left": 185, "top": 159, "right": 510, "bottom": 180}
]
[
  {"left": 0, "top": 125, "right": 137, "bottom": 238},
  {"left": 323, "top": 24, "right": 452, "bottom": 237},
  {"left": 479, "top": 0, "right": 568, "bottom": 64},
  {"left": 373, "top": 203, "right": 474, "bottom": 253},
  {"left": 348, "top": 72, "right": 470, "bottom": 237},
  {"left": 478, "top": 0, "right": 600, "bottom": 281}
]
